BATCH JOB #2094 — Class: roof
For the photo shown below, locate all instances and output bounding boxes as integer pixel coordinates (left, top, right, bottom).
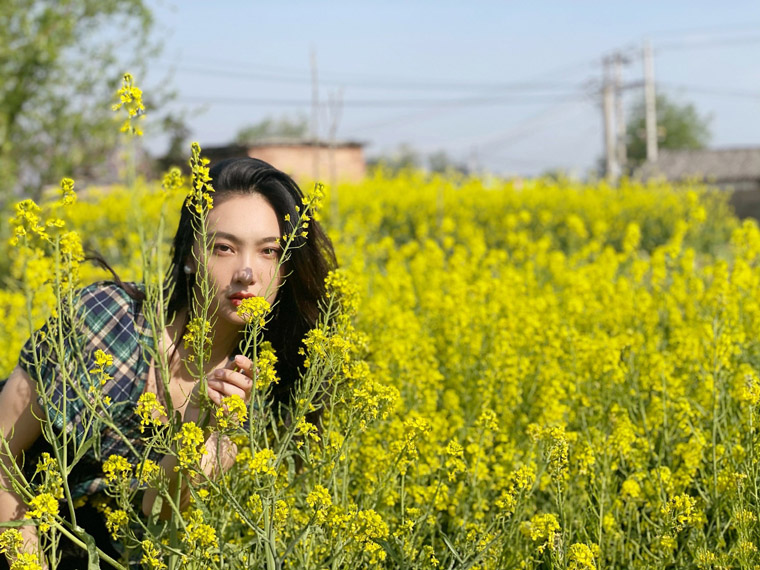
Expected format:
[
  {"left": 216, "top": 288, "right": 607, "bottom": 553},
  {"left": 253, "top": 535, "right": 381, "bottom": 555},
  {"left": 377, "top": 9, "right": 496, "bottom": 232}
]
[
  {"left": 202, "top": 139, "right": 364, "bottom": 155},
  {"left": 637, "top": 147, "right": 760, "bottom": 182},
  {"left": 247, "top": 137, "right": 364, "bottom": 148}
]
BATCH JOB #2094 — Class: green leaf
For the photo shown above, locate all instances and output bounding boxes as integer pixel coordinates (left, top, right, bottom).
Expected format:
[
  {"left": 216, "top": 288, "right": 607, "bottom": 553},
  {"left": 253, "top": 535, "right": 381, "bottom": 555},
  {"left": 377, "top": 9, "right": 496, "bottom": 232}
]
[
  {"left": 441, "top": 531, "right": 464, "bottom": 563},
  {"left": 82, "top": 531, "right": 100, "bottom": 570},
  {"left": 71, "top": 435, "right": 96, "bottom": 467},
  {"left": 151, "top": 493, "right": 164, "bottom": 519}
]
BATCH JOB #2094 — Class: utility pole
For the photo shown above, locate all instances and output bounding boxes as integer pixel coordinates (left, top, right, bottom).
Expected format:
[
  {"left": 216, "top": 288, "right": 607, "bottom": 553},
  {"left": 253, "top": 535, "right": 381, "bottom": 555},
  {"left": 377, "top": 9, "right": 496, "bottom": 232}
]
[
  {"left": 643, "top": 40, "right": 658, "bottom": 162},
  {"left": 468, "top": 146, "right": 480, "bottom": 176},
  {"left": 310, "top": 47, "right": 320, "bottom": 181},
  {"left": 602, "top": 56, "right": 619, "bottom": 181},
  {"left": 614, "top": 53, "right": 628, "bottom": 173},
  {"left": 326, "top": 88, "right": 344, "bottom": 225}
]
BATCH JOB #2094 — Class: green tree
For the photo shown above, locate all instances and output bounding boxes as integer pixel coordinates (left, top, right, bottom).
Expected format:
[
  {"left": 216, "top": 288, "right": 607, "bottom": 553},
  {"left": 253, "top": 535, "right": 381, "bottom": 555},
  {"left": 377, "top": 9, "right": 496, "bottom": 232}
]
[
  {"left": 428, "top": 150, "right": 469, "bottom": 176},
  {"left": 156, "top": 112, "right": 192, "bottom": 174},
  {"left": 0, "top": 0, "right": 156, "bottom": 203},
  {"left": 626, "top": 93, "right": 712, "bottom": 168},
  {"left": 367, "top": 143, "right": 421, "bottom": 175},
  {"left": 234, "top": 114, "right": 310, "bottom": 145}
]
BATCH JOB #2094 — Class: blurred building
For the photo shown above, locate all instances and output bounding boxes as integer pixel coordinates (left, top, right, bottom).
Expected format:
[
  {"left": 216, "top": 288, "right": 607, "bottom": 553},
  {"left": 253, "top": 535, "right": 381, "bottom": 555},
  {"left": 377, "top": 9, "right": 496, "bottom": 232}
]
[
  {"left": 638, "top": 147, "right": 760, "bottom": 219},
  {"left": 202, "top": 139, "right": 366, "bottom": 185}
]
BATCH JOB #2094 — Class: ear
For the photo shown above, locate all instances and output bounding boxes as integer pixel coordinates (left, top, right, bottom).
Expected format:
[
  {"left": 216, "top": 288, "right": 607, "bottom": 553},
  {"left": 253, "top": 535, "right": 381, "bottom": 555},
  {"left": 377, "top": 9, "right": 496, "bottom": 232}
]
[{"left": 183, "top": 259, "right": 196, "bottom": 275}]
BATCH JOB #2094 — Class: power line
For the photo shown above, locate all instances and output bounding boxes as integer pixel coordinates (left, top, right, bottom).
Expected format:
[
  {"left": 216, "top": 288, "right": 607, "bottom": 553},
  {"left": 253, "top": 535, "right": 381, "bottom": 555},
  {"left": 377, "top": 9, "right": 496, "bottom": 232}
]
[
  {"left": 479, "top": 122, "right": 601, "bottom": 173},
  {"left": 165, "top": 63, "right": 584, "bottom": 92},
  {"left": 177, "top": 92, "right": 590, "bottom": 108},
  {"left": 474, "top": 101, "right": 591, "bottom": 158},
  {"left": 658, "top": 83, "right": 760, "bottom": 100},
  {"left": 345, "top": 106, "right": 462, "bottom": 134},
  {"left": 156, "top": 60, "right": 593, "bottom": 93},
  {"left": 338, "top": 57, "right": 601, "bottom": 134},
  {"left": 644, "top": 22, "right": 760, "bottom": 38},
  {"left": 655, "top": 34, "right": 760, "bottom": 52}
]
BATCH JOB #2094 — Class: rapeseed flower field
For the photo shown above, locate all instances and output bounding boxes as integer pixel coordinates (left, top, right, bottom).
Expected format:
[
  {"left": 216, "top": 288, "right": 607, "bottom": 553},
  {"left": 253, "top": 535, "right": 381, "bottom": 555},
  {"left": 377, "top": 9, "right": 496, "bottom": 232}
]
[
  {"left": 2, "top": 165, "right": 758, "bottom": 569},
  {"left": 2, "top": 69, "right": 759, "bottom": 570}
]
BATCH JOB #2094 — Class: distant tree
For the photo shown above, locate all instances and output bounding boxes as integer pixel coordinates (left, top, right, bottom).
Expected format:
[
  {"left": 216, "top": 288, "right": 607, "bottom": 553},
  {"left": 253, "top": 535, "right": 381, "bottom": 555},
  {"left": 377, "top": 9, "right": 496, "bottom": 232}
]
[
  {"left": 367, "top": 143, "right": 421, "bottom": 175},
  {"left": 235, "top": 115, "right": 310, "bottom": 145},
  {"left": 156, "top": 112, "right": 192, "bottom": 174},
  {"left": 626, "top": 93, "right": 712, "bottom": 168},
  {"left": 540, "top": 168, "right": 574, "bottom": 183},
  {"left": 369, "top": 145, "right": 471, "bottom": 176},
  {"left": 0, "top": 0, "right": 159, "bottom": 203},
  {"left": 428, "top": 150, "right": 469, "bottom": 176}
]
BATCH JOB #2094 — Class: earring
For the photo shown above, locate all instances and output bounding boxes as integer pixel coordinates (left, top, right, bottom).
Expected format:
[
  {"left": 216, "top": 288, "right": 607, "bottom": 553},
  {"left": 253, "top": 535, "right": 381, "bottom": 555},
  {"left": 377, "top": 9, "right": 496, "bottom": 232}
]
[{"left": 183, "top": 265, "right": 193, "bottom": 275}]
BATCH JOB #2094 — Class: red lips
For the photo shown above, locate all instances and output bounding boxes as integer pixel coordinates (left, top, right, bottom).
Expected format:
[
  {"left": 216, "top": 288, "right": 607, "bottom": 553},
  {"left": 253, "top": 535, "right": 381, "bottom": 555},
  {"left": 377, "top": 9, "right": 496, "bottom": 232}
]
[
  {"left": 229, "top": 292, "right": 256, "bottom": 300},
  {"left": 229, "top": 292, "right": 256, "bottom": 307}
]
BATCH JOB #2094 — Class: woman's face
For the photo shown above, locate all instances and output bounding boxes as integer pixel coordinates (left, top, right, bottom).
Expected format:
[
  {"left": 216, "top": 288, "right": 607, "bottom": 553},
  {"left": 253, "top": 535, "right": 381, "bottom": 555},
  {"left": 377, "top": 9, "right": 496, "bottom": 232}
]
[{"left": 189, "top": 192, "right": 284, "bottom": 331}]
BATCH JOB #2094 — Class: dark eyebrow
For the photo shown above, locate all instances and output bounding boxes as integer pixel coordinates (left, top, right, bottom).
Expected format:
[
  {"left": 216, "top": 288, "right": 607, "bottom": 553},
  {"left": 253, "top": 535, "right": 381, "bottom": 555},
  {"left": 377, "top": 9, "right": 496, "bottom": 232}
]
[
  {"left": 212, "top": 232, "right": 280, "bottom": 246},
  {"left": 211, "top": 231, "right": 242, "bottom": 245}
]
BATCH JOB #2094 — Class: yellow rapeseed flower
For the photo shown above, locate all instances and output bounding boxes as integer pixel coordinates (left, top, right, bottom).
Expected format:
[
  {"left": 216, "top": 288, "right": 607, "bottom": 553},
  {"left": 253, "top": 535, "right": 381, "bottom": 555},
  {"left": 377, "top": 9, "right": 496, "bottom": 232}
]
[
  {"left": 183, "top": 317, "right": 213, "bottom": 363},
  {"left": 188, "top": 142, "right": 214, "bottom": 213},
  {"left": 306, "top": 485, "right": 332, "bottom": 510},
  {"left": 568, "top": 543, "right": 597, "bottom": 570},
  {"left": 247, "top": 448, "right": 276, "bottom": 477},
  {"left": 235, "top": 296, "right": 270, "bottom": 326},
  {"left": 135, "top": 392, "right": 167, "bottom": 432},
  {"left": 141, "top": 540, "right": 166, "bottom": 570},
  {"left": 59, "top": 177, "right": 77, "bottom": 206},
  {"left": 173, "top": 422, "right": 206, "bottom": 473},
  {"left": 520, "top": 513, "right": 560, "bottom": 553},
  {"left": 9, "top": 552, "right": 42, "bottom": 570},
  {"left": 138, "top": 459, "right": 161, "bottom": 486},
  {"left": 103, "top": 455, "right": 132, "bottom": 484},
  {"left": 105, "top": 508, "right": 129, "bottom": 539},
  {"left": 215, "top": 394, "right": 248, "bottom": 431},
  {"left": 113, "top": 73, "right": 145, "bottom": 136},
  {"left": 25, "top": 492, "right": 59, "bottom": 532},
  {"left": 181, "top": 509, "right": 218, "bottom": 560},
  {"left": 255, "top": 342, "right": 279, "bottom": 389},
  {"left": 0, "top": 529, "right": 23, "bottom": 556}
]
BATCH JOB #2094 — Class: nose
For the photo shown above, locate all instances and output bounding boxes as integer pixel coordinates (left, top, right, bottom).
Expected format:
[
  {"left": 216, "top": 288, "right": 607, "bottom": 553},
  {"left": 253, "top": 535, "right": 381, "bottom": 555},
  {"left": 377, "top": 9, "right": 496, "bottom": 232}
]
[{"left": 234, "top": 266, "right": 254, "bottom": 284}]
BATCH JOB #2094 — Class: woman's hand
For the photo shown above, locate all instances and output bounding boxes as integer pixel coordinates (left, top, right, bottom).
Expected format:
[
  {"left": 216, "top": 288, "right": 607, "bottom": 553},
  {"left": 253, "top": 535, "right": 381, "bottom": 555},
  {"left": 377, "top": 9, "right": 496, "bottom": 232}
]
[
  {"left": 206, "top": 354, "right": 254, "bottom": 406},
  {"left": 144, "top": 357, "right": 253, "bottom": 518},
  {"left": 199, "top": 431, "right": 237, "bottom": 480}
]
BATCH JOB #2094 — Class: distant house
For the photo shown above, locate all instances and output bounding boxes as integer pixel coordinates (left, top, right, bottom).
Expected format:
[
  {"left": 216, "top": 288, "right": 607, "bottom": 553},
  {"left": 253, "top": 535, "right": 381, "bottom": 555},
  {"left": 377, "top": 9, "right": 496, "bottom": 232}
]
[
  {"left": 637, "top": 147, "right": 760, "bottom": 219},
  {"left": 202, "top": 139, "right": 366, "bottom": 185}
]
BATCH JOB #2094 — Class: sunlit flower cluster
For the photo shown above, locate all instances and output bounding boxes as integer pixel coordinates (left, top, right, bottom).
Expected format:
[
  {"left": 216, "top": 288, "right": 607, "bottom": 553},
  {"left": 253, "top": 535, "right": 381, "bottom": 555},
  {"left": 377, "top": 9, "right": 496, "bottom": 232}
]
[
  {"left": 112, "top": 72, "right": 145, "bottom": 136},
  {"left": 215, "top": 394, "right": 247, "bottom": 431},
  {"left": 173, "top": 422, "right": 206, "bottom": 474},
  {"left": 135, "top": 391, "right": 167, "bottom": 432},
  {"left": 235, "top": 296, "right": 271, "bottom": 326}
]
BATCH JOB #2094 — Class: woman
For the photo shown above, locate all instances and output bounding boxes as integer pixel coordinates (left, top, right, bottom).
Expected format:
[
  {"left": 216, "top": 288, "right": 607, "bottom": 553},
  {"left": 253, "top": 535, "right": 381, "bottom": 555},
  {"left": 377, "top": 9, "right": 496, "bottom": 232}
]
[{"left": 0, "top": 157, "right": 336, "bottom": 568}]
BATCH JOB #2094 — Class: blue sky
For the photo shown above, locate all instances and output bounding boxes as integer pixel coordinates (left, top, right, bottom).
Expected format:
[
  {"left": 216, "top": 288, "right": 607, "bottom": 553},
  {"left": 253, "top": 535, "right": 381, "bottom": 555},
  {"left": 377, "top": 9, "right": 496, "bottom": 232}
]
[{"left": 145, "top": 1, "right": 760, "bottom": 177}]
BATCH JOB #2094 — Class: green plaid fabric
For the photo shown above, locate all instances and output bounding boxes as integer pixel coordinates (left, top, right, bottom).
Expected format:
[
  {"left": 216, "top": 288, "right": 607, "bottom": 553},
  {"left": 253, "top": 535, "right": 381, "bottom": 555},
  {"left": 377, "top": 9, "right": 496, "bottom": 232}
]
[{"left": 15, "top": 281, "right": 158, "bottom": 497}]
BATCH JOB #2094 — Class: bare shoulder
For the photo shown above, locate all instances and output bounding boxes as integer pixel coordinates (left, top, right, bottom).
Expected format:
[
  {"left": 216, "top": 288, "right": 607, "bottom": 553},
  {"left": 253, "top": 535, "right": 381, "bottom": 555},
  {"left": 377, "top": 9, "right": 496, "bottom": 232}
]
[{"left": 0, "top": 366, "right": 43, "bottom": 456}]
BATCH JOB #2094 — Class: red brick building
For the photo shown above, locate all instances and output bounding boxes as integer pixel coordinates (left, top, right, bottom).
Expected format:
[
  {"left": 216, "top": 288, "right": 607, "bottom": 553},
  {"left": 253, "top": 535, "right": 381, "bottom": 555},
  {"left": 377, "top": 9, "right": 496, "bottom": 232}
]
[{"left": 202, "top": 140, "right": 366, "bottom": 185}]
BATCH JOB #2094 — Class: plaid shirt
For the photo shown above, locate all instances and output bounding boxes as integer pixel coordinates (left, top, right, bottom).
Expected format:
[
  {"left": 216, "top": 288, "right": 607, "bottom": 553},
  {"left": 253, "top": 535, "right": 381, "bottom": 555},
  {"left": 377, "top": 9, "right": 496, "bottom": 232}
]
[{"left": 16, "top": 281, "right": 159, "bottom": 497}]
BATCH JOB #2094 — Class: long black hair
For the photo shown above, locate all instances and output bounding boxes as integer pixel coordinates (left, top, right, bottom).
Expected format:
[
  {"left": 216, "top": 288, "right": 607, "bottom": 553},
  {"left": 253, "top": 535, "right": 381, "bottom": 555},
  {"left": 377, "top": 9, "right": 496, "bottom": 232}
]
[{"left": 165, "top": 157, "right": 337, "bottom": 407}]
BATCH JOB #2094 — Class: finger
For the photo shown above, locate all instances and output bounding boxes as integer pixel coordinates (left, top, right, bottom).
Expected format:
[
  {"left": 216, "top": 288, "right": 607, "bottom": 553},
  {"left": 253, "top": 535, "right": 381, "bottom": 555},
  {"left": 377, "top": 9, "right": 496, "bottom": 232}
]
[
  {"left": 206, "top": 385, "right": 223, "bottom": 406},
  {"left": 232, "top": 354, "right": 254, "bottom": 377},
  {"left": 211, "top": 368, "right": 253, "bottom": 394},
  {"left": 208, "top": 380, "right": 245, "bottom": 397},
  {"left": 207, "top": 379, "right": 246, "bottom": 399}
]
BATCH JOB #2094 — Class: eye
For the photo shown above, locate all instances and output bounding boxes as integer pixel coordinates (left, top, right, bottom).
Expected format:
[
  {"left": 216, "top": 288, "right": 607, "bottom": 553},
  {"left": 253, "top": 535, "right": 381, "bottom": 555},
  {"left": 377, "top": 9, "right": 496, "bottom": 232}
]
[
  {"left": 263, "top": 247, "right": 282, "bottom": 259},
  {"left": 213, "top": 243, "right": 233, "bottom": 254}
]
